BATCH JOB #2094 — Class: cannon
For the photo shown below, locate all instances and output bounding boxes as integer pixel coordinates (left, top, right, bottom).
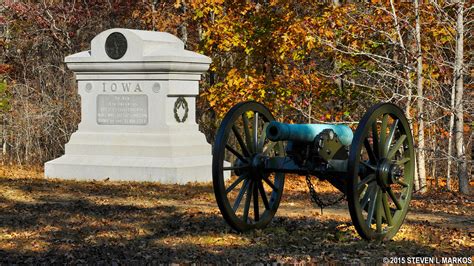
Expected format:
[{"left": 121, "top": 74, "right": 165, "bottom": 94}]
[{"left": 212, "top": 102, "right": 415, "bottom": 240}]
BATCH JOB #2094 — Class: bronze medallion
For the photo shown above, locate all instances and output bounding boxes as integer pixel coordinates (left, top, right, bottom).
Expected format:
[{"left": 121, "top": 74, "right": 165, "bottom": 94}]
[{"left": 105, "top": 32, "right": 127, "bottom": 60}]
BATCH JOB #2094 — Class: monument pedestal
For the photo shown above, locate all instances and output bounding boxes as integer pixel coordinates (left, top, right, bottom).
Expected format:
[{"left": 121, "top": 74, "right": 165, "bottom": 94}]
[
  {"left": 45, "top": 131, "right": 212, "bottom": 183},
  {"left": 45, "top": 29, "right": 213, "bottom": 184}
]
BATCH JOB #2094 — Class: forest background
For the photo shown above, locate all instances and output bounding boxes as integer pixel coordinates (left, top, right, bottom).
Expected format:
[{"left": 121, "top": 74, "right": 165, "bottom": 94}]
[{"left": 0, "top": 0, "right": 472, "bottom": 194}]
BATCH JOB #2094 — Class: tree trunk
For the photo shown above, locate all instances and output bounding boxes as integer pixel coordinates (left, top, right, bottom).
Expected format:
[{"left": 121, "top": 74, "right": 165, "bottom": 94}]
[
  {"left": 428, "top": 128, "right": 437, "bottom": 188},
  {"left": 415, "top": 0, "right": 427, "bottom": 193},
  {"left": 179, "top": 1, "right": 188, "bottom": 48},
  {"left": 454, "top": 0, "right": 469, "bottom": 194},
  {"left": 2, "top": 116, "right": 6, "bottom": 160},
  {"left": 390, "top": 0, "right": 419, "bottom": 191},
  {"left": 432, "top": 137, "right": 437, "bottom": 188},
  {"left": 446, "top": 62, "right": 456, "bottom": 191},
  {"left": 390, "top": 0, "right": 412, "bottom": 119},
  {"left": 151, "top": 0, "right": 157, "bottom": 30}
]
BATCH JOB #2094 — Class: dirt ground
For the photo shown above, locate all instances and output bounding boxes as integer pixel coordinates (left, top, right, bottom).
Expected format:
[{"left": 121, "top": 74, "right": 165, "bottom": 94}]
[{"left": 0, "top": 166, "right": 472, "bottom": 264}]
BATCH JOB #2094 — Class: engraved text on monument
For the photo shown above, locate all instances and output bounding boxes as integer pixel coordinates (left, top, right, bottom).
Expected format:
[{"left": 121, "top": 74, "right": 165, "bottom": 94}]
[{"left": 97, "top": 94, "right": 148, "bottom": 125}]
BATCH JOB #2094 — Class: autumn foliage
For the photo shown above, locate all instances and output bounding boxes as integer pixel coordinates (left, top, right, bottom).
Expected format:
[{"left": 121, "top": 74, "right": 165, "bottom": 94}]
[{"left": 0, "top": 1, "right": 472, "bottom": 191}]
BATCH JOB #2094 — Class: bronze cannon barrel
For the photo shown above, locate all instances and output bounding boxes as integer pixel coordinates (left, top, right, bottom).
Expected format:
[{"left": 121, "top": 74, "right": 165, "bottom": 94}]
[{"left": 266, "top": 121, "right": 354, "bottom": 146}]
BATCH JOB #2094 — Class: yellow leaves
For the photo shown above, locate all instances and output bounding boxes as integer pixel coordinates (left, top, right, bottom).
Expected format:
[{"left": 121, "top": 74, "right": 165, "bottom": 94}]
[
  {"left": 305, "top": 35, "right": 316, "bottom": 50},
  {"left": 205, "top": 67, "right": 274, "bottom": 117},
  {"left": 194, "top": 9, "right": 204, "bottom": 18},
  {"left": 292, "top": 50, "right": 304, "bottom": 61},
  {"left": 244, "top": 46, "right": 253, "bottom": 55},
  {"left": 324, "top": 29, "right": 334, "bottom": 39},
  {"left": 225, "top": 68, "right": 240, "bottom": 86}
]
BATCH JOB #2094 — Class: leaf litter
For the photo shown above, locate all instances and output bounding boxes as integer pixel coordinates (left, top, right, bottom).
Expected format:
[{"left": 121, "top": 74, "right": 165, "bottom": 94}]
[{"left": 0, "top": 167, "right": 471, "bottom": 263}]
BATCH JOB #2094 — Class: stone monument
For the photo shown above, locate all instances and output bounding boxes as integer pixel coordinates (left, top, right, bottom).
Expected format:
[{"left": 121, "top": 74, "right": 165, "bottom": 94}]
[{"left": 45, "top": 28, "right": 213, "bottom": 184}]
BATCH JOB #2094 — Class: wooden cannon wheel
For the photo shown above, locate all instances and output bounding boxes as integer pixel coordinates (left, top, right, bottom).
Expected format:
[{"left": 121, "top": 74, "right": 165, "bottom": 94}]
[
  {"left": 347, "top": 103, "right": 415, "bottom": 241},
  {"left": 212, "top": 102, "right": 285, "bottom": 232}
]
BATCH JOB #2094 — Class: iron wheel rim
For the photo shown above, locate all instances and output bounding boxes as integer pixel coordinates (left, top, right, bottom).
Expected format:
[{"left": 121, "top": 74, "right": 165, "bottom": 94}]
[
  {"left": 347, "top": 103, "right": 415, "bottom": 240},
  {"left": 212, "top": 101, "right": 285, "bottom": 232}
]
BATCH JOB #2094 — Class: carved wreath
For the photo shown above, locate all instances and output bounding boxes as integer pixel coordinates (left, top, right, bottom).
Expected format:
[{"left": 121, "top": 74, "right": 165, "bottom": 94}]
[{"left": 174, "top": 97, "right": 189, "bottom": 123}]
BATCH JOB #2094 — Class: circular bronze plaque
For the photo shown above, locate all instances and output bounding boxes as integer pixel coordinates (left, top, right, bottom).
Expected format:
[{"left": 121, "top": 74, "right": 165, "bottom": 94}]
[{"left": 105, "top": 32, "right": 127, "bottom": 60}]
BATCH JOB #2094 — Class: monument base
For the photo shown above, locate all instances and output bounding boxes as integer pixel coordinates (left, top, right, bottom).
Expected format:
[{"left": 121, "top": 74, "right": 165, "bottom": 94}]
[
  {"left": 44, "top": 131, "right": 213, "bottom": 184},
  {"left": 45, "top": 154, "right": 212, "bottom": 184}
]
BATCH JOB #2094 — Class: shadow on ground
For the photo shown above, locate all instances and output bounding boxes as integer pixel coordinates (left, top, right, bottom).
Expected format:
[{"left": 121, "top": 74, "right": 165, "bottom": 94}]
[{"left": 0, "top": 177, "right": 471, "bottom": 263}]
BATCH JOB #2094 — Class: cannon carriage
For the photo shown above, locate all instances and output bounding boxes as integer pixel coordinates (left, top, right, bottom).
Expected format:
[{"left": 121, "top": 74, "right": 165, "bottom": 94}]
[{"left": 212, "top": 101, "right": 414, "bottom": 241}]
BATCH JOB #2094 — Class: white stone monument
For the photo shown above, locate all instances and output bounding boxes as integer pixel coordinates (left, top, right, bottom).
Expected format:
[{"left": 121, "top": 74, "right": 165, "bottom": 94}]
[{"left": 45, "top": 28, "right": 213, "bottom": 184}]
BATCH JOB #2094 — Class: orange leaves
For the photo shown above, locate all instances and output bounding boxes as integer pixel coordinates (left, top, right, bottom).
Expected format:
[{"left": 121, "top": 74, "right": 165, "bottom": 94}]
[
  {"left": 323, "top": 29, "right": 334, "bottom": 39},
  {"left": 0, "top": 64, "right": 12, "bottom": 75},
  {"left": 196, "top": 1, "right": 465, "bottom": 127}
]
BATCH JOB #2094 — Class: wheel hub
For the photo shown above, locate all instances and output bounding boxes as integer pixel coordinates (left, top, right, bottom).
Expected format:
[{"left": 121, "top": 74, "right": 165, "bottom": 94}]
[
  {"left": 376, "top": 159, "right": 401, "bottom": 188},
  {"left": 249, "top": 154, "right": 266, "bottom": 180},
  {"left": 233, "top": 158, "right": 246, "bottom": 176}
]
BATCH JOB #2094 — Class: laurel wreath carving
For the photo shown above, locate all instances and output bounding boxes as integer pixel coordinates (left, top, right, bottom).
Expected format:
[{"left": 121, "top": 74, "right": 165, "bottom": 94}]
[{"left": 173, "top": 97, "right": 189, "bottom": 123}]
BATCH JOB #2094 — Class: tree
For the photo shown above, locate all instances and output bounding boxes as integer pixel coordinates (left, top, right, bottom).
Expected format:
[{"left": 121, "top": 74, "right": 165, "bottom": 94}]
[
  {"left": 1, "top": 0, "right": 471, "bottom": 189},
  {"left": 453, "top": 0, "right": 469, "bottom": 194},
  {"left": 415, "top": 0, "right": 427, "bottom": 193},
  {"left": 2, "top": 1, "right": 145, "bottom": 164}
]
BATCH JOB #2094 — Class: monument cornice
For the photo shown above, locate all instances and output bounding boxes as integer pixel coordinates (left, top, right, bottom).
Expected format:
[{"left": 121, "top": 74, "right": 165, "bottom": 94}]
[{"left": 66, "top": 61, "right": 210, "bottom": 73}]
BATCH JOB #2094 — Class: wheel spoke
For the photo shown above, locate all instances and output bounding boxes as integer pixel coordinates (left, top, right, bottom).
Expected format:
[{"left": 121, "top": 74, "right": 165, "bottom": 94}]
[
  {"left": 357, "top": 174, "right": 376, "bottom": 193},
  {"left": 258, "top": 123, "right": 268, "bottom": 153},
  {"left": 387, "top": 187, "right": 402, "bottom": 210},
  {"left": 384, "top": 119, "right": 399, "bottom": 156},
  {"left": 397, "top": 179, "right": 409, "bottom": 187},
  {"left": 253, "top": 181, "right": 259, "bottom": 221},
  {"left": 258, "top": 181, "right": 270, "bottom": 210},
  {"left": 242, "top": 113, "right": 254, "bottom": 153},
  {"left": 360, "top": 183, "right": 375, "bottom": 210},
  {"left": 382, "top": 191, "right": 393, "bottom": 226},
  {"left": 232, "top": 126, "right": 251, "bottom": 157},
  {"left": 396, "top": 157, "right": 410, "bottom": 165},
  {"left": 361, "top": 161, "right": 376, "bottom": 171},
  {"left": 225, "top": 144, "right": 247, "bottom": 162},
  {"left": 233, "top": 179, "right": 250, "bottom": 212},
  {"left": 262, "top": 142, "right": 277, "bottom": 156},
  {"left": 225, "top": 174, "right": 246, "bottom": 194},
  {"left": 242, "top": 180, "right": 253, "bottom": 222},
  {"left": 253, "top": 112, "right": 259, "bottom": 153},
  {"left": 379, "top": 114, "right": 388, "bottom": 157},
  {"left": 214, "top": 103, "right": 285, "bottom": 232},
  {"left": 358, "top": 184, "right": 367, "bottom": 196},
  {"left": 376, "top": 190, "right": 382, "bottom": 233},
  {"left": 371, "top": 121, "right": 379, "bottom": 159},
  {"left": 347, "top": 104, "right": 414, "bottom": 240},
  {"left": 366, "top": 187, "right": 379, "bottom": 227},
  {"left": 364, "top": 138, "right": 377, "bottom": 163},
  {"left": 387, "top": 134, "right": 407, "bottom": 160},
  {"left": 262, "top": 176, "right": 277, "bottom": 191}
]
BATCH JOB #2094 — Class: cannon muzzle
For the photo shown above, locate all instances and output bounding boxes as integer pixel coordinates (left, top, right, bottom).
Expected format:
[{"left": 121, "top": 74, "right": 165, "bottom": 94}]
[{"left": 266, "top": 121, "right": 353, "bottom": 146}]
